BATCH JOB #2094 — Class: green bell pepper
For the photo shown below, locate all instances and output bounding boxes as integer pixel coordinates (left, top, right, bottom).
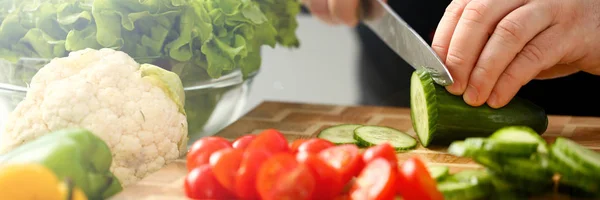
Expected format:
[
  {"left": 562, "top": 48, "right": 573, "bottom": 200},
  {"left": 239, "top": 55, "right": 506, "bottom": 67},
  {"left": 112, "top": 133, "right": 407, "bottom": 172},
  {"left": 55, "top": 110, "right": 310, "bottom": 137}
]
[{"left": 0, "top": 128, "right": 122, "bottom": 200}]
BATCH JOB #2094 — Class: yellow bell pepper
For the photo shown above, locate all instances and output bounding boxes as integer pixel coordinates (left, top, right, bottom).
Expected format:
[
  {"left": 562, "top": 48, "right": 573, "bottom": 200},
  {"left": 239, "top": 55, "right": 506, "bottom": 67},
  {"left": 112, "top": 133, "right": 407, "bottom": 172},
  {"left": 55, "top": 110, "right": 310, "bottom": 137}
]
[{"left": 0, "top": 164, "right": 88, "bottom": 200}]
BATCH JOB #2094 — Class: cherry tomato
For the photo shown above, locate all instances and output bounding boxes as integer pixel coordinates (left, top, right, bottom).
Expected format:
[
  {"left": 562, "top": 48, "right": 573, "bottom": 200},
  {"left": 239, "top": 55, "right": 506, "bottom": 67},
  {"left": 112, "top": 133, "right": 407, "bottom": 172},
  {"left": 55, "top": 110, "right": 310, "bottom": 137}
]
[
  {"left": 290, "top": 139, "right": 308, "bottom": 153},
  {"left": 186, "top": 137, "right": 232, "bottom": 171},
  {"left": 350, "top": 158, "right": 397, "bottom": 200},
  {"left": 296, "top": 151, "right": 345, "bottom": 199},
  {"left": 297, "top": 138, "right": 335, "bottom": 154},
  {"left": 235, "top": 149, "right": 273, "bottom": 199},
  {"left": 232, "top": 135, "right": 257, "bottom": 150},
  {"left": 247, "top": 129, "right": 289, "bottom": 154},
  {"left": 362, "top": 143, "right": 399, "bottom": 168},
  {"left": 319, "top": 144, "right": 364, "bottom": 184},
  {"left": 257, "top": 153, "right": 316, "bottom": 200},
  {"left": 396, "top": 157, "right": 444, "bottom": 200},
  {"left": 209, "top": 148, "right": 244, "bottom": 193},
  {"left": 184, "top": 164, "right": 234, "bottom": 199}
]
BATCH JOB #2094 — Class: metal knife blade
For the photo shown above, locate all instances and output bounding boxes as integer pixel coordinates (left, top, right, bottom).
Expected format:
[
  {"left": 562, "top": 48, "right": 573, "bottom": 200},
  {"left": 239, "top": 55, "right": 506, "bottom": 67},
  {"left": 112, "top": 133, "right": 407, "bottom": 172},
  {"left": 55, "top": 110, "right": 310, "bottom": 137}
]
[{"left": 358, "top": 0, "right": 454, "bottom": 86}]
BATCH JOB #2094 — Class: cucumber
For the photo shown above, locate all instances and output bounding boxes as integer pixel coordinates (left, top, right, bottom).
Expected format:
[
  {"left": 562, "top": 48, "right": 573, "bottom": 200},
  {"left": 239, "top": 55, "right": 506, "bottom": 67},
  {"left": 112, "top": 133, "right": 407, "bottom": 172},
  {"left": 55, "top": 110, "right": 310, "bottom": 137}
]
[
  {"left": 353, "top": 126, "right": 417, "bottom": 151},
  {"left": 437, "top": 169, "right": 493, "bottom": 200},
  {"left": 409, "top": 69, "right": 549, "bottom": 147},
  {"left": 317, "top": 124, "right": 363, "bottom": 145},
  {"left": 448, "top": 138, "right": 538, "bottom": 157},
  {"left": 553, "top": 137, "right": 600, "bottom": 174},
  {"left": 548, "top": 143, "right": 600, "bottom": 194},
  {"left": 489, "top": 126, "right": 548, "bottom": 154},
  {"left": 427, "top": 165, "right": 450, "bottom": 181},
  {"left": 473, "top": 154, "right": 554, "bottom": 194}
]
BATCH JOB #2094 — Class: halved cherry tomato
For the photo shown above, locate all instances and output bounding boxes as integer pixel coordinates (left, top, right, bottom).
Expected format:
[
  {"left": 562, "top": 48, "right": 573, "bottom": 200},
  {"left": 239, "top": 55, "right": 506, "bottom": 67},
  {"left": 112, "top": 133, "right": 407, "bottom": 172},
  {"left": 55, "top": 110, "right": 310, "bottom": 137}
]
[
  {"left": 296, "top": 151, "right": 345, "bottom": 199},
  {"left": 257, "top": 153, "right": 316, "bottom": 200},
  {"left": 290, "top": 139, "right": 309, "bottom": 153},
  {"left": 396, "top": 157, "right": 444, "bottom": 200},
  {"left": 350, "top": 158, "right": 397, "bottom": 200},
  {"left": 186, "top": 137, "right": 231, "bottom": 171},
  {"left": 297, "top": 138, "right": 335, "bottom": 154},
  {"left": 319, "top": 144, "right": 364, "bottom": 184},
  {"left": 209, "top": 148, "right": 244, "bottom": 193},
  {"left": 232, "top": 135, "right": 257, "bottom": 150},
  {"left": 235, "top": 149, "right": 273, "bottom": 199},
  {"left": 362, "top": 143, "right": 399, "bottom": 168},
  {"left": 184, "top": 164, "right": 234, "bottom": 199},
  {"left": 246, "top": 129, "right": 289, "bottom": 154}
]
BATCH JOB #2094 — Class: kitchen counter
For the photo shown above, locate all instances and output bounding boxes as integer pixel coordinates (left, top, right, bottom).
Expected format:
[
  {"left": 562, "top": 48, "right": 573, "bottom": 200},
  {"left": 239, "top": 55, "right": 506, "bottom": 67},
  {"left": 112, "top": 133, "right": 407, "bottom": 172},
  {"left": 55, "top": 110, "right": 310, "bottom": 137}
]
[{"left": 111, "top": 101, "right": 600, "bottom": 200}]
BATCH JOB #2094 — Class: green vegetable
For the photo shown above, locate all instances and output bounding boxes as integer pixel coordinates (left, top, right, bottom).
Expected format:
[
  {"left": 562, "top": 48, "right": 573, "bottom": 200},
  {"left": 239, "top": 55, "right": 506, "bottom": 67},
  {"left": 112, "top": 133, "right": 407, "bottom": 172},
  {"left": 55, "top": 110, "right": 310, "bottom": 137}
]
[
  {"left": 0, "top": 0, "right": 302, "bottom": 143},
  {"left": 548, "top": 138, "right": 600, "bottom": 195},
  {"left": 489, "top": 126, "right": 549, "bottom": 154},
  {"left": 409, "top": 69, "right": 549, "bottom": 147},
  {"left": 427, "top": 165, "right": 450, "bottom": 181},
  {"left": 317, "top": 124, "right": 363, "bottom": 145},
  {"left": 353, "top": 125, "right": 417, "bottom": 151},
  {"left": 437, "top": 169, "right": 494, "bottom": 200},
  {"left": 0, "top": 128, "right": 122, "bottom": 200}
]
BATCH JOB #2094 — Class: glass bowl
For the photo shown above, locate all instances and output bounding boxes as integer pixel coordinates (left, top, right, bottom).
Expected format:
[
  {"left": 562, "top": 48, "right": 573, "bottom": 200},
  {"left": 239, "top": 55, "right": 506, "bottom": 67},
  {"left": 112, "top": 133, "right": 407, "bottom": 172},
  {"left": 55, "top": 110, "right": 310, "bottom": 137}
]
[{"left": 0, "top": 57, "right": 255, "bottom": 146}]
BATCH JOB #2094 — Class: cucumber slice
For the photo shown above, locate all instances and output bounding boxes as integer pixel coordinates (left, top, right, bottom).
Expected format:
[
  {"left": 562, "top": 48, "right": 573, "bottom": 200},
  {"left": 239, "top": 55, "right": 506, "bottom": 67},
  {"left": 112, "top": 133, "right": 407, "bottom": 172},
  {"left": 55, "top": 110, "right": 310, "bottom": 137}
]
[
  {"left": 448, "top": 138, "right": 538, "bottom": 157},
  {"left": 353, "top": 126, "right": 417, "bottom": 151},
  {"left": 437, "top": 181, "right": 490, "bottom": 200},
  {"left": 449, "top": 169, "right": 493, "bottom": 185},
  {"left": 489, "top": 126, "right": 548, "bottom": 154},
  {"left": 473, "top": 154, "right": 554, "bottom": 194},
  {"left": 409, "top": 69, "right": 548, "bottom": 147},
  {"left": 427, "top": 165, "right": 450, "bottom": 181},
  {"left": 553, "top": 137, "right": 600, "bottom": 174},
  {"left": 548, "top": 143, "right": 600, "bottom": 193},
  {"left": 317, "top": 124, "right": 363, "bottom": 145}
]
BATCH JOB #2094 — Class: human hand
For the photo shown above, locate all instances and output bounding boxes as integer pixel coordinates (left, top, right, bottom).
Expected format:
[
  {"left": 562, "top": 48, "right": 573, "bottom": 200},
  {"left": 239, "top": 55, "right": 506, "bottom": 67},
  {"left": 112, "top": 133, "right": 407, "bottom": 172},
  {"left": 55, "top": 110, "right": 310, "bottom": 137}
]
[
  {"left": 302, "top": 0, "right": 387, "bottom": 26},
  {"left": 431, "top": 0, "right": 600, "bottom": 108}
]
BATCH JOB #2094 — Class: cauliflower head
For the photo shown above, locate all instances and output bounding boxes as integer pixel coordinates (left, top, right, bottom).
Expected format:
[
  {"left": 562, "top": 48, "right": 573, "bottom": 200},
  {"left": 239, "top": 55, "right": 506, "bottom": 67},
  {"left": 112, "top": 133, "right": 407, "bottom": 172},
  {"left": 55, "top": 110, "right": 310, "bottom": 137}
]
[{"left": 0, "top": 48, "right": 189, "bottom": 186}]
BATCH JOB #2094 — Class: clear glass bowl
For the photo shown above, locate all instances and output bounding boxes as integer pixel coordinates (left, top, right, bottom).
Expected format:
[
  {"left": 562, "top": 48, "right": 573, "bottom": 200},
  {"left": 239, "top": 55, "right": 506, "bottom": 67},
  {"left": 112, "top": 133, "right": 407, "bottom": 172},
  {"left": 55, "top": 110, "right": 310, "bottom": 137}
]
[{"left": 0, "top": 57, "right": 255, "bottom": 146}]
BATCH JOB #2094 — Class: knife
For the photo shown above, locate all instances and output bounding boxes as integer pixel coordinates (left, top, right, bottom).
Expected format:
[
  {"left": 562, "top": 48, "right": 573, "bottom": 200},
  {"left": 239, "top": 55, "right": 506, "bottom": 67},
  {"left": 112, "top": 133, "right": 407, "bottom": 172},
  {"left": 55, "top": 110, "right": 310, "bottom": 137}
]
[{"left": 358, "top": 0, "right": 454, "bottom": 86}]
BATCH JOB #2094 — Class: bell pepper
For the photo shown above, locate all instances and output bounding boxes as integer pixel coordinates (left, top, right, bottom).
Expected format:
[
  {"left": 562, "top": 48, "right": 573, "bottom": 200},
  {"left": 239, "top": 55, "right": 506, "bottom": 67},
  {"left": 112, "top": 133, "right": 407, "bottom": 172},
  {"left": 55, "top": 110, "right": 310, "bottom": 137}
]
[
  {"left": 0, "top": 128, "right": 122, "bottom": 200},
  {"left": 0, "top": 163, "right": 88, "bottom": 200}
]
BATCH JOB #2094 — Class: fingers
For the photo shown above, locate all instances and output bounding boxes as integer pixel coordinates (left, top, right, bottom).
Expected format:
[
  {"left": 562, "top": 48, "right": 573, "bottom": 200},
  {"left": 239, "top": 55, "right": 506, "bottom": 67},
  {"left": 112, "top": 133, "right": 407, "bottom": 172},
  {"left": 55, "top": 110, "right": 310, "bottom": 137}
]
[
  {"left": 303, "top": 0, "right": 360, "bottom": 26},
  {"left": 432, "top": 0, "right": 472, "bottom": 62},
  {"left": 443, "top": 0, "right": 526, "bottom": 96},
  {"left": 487, "top": 25, "right": 566, "bottom": 108},
  {"left": 464, "top": 2, "right": 554, "bottom": 106},
  {"left": 534, "top": 64, "right": 580, "bottom": 80}
]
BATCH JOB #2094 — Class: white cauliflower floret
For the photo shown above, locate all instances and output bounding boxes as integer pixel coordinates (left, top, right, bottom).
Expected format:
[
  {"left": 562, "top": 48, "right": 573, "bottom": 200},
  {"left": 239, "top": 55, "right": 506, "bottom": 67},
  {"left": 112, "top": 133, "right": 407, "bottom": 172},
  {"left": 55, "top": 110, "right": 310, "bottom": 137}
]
[{"left": 0, "top": 48, "right": 189, "bottom": 186}]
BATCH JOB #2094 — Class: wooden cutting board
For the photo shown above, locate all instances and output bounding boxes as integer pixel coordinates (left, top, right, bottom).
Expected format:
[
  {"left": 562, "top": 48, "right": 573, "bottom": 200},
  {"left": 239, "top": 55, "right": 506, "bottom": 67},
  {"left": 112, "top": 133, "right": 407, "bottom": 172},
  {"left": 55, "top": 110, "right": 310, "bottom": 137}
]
[{"left": 111, "top": 101, "right": 600, "bottom": 200}]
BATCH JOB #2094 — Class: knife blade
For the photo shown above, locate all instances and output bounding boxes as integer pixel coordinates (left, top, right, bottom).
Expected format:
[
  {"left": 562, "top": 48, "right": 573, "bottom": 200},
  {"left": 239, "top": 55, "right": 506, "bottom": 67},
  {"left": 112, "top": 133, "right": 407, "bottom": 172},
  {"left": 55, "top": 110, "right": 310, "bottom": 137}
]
[{"left": 358, "top": 0, "right": 454, "bottom": 86}]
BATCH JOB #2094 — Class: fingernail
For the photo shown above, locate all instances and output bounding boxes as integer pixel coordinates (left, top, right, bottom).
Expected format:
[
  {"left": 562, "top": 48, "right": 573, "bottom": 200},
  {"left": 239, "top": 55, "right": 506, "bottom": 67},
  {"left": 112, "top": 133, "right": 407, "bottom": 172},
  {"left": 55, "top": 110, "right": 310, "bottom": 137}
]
[
  {"left": 488, "top": 92, "right": 499, "bottom": 108},
  {"left": 445, "top": 81, "right": 462, "bottom": 95},
  {"left": 463, "top": 84, "right": 478, "bottom": 105}
]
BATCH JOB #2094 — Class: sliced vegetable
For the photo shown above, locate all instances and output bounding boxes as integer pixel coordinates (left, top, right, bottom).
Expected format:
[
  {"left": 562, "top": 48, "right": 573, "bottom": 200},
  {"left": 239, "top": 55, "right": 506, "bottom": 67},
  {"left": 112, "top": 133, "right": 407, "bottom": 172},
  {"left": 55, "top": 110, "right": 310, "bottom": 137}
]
[
  {"left": 362, "top": 143, "right": 399, "bottom": 168},
  {"left": 553, "top": 137, "right": 600, "bottom": 174},
  {"left": 548, "top": 141, "right": 600, "bottom": 194},
  {"left": 184, "top": 164, "right": 234, "bottom": 200},
  {"left": 297, "top": 138, "right": 336, "bottom": 154},
  {"left": 427, "top": 165, "right": 450, "bottom": 181},
  {"left": 395, "top": 157, "right": 444, "bottom": 200},
  {"left": 473, "top": 154, "right": 554, "bottom": 194},
  {"left": 186, "top": 137, "right": 232, "bottom": 171},
  {"left": 350, "top": 158, "right": 397, "bottom": 200},
  {"left": 296, "top": 152, "right": 345, "bottom": 200},
  {"left": 257, "top": 153, "right": 316, "bottom": 200},
  {"left": 437, "top": 181, "right": 489, "bottom": 200},
  {"left": 354, "top": 126, "right": 417, "bottom": 151},
  {"left": 319, "top": 144, "right": 365, "bottom": 184},
  {"left": 409, "top": 69, "right": 548, "bottom": 147},
  {"left": 318, "top": 124, "right": 363, "bottom": 145},
  {"left": 448, "top": 138, "right": 538, "bottom": 157},
  {"left": 489, "top": 126, "right": 548, "bottom": 154}
]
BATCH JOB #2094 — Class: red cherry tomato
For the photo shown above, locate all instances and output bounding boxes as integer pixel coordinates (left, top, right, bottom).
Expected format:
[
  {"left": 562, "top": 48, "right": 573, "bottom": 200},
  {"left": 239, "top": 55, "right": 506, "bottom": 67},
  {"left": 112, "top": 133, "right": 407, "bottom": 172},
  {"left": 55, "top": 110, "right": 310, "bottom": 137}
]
[
  {"left": 186, "top": 137, "right": 231, "bottom": 171},
  {"left": 290, "top": 139, "right": 309, "bottom": 153},
  {"left": 296, "top": 151, "right": 345, "bottom": 199},
  {"left": 257, "top": 153, "right": 316, "bottom": 200},
  {"left": 184, "top": 164, "right": 234, "bottom": 199},
  {"left": 209, "top": 148, "right": 244, "bottom": 193},
  {"left": 362, "top": 143, "right": 399, "bottom": 168},
  {"left": 319, "top": 144, "right": 364, "bottom": 184},
  {"left": 235, "top": 149, "right": 273, "bottom": 199},
  {"left": 396, "top": 157, "right": 444, "bottom": 200},
  {"left": 247, "top": 129, "right": 289, "bottom": 154},
  {"left": 350, "top": 158, "right": 397, "bottom": 200},
  {"left": 232, "top": 135, "right": 257, "bottom": 150},
  {"left": 297, "top": 138, "right": 335, "bottom": 154}
]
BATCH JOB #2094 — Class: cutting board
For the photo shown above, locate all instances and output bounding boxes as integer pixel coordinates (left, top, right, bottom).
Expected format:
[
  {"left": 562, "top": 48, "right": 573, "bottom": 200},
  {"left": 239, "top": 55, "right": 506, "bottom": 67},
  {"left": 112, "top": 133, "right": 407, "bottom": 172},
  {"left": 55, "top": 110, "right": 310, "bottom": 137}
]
[{"left": 111, "top": 101, "right": 600, "bottom": 200}]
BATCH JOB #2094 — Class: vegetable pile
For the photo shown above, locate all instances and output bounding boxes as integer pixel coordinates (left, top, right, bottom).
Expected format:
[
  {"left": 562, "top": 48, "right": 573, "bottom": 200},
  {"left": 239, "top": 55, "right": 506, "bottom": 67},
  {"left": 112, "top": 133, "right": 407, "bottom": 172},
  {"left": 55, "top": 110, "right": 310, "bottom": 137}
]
[
  {"left": 184, "top": 129, "right": 445, "bottom": 200},
  {"left": 0, "top": 48, "right": 189, "bottom": 187}
]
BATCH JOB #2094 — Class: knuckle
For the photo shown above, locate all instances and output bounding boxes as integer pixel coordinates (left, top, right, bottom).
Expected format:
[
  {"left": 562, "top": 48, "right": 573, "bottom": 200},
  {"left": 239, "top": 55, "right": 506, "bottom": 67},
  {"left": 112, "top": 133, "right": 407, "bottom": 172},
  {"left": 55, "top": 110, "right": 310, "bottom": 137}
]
[
  {"left": 445, "top": 50, "right": 469, "bottom": 68},
  {"left": 493, "top": 18, "right": 524, "bottom": 46},
  {"left": 501, "top": 70, "right": 524, "bottom": 86},
  {"left": 461, "top": 0, "right": 489, "bottom": 24},
  {"left": 445, "top": 0, "right": 470, "bottom": 16},
  {"left": 518, "top": 43, "right": 545, "bottom": 64}
]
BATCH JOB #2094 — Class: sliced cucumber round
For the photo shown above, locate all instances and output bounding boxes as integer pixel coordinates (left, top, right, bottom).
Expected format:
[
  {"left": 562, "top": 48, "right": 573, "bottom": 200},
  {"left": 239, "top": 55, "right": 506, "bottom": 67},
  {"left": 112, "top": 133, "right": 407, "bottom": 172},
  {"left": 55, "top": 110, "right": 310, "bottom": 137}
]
[
  {"left": 553, "top": 137, "right": 600, "bottom": 174},
  {"left": 489, "top": 126, "right": 548, "bottom": 154},
  {"left": 427, "top": 165, "right": 450, "bottom": 181},
  {"left": 353, "top": 126, "right": 417, "bottom": 151},
  {"left": 317, "top": 124, "right": 363, "bottom": 145},
  {"left": 437, "top": 181, "right": 490, "bottom": 200},
  {"left": 448, "top": 138, "right": 538, "bottom": 157}
]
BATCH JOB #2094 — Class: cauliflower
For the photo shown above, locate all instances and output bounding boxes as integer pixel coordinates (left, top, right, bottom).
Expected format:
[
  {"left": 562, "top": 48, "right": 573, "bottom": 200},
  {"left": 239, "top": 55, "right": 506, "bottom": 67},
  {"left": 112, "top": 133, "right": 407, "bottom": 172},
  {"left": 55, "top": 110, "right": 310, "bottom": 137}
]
[{"left": 0, "top": 48, "right": 189, "bottom": 186}]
